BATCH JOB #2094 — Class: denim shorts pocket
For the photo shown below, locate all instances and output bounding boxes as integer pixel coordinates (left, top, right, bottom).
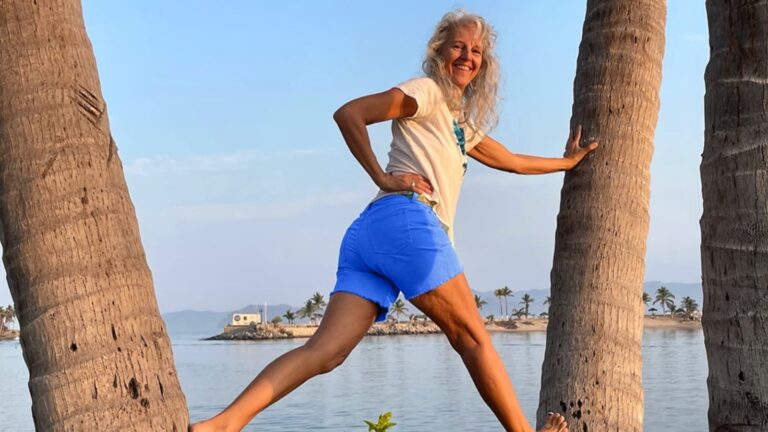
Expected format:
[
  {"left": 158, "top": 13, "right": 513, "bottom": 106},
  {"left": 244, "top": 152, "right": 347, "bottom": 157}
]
[
  {"left": 408, "top": 205, "right": 441, "bottom": 228},
  {"left": 405, "top": 207, "right": 451, "bottom": 249},
  {"left": 366, "top": 208, "right": 412, "bottom": 254}
]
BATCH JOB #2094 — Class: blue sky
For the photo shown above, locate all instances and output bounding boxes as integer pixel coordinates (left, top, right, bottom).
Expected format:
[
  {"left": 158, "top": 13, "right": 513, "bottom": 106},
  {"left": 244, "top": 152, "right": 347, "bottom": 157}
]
[{"left": 0, "top": 1, "right": 708, "bottom": 312}]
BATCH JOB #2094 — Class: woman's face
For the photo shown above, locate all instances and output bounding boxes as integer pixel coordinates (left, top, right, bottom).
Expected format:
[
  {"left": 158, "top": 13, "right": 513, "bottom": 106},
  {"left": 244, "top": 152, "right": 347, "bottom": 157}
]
[{"left": 440, "top": 25, "right": 484, "bottom": 92}]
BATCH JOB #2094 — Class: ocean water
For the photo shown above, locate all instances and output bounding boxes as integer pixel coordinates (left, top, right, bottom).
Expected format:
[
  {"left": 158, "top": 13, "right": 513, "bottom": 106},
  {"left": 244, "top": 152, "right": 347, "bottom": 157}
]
[{"left": 1, "top": 329, "right": 707, "bottom": 431}]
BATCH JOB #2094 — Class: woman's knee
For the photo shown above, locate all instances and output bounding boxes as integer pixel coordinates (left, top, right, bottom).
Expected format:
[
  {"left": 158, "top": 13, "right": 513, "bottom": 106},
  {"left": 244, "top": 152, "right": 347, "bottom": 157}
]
[
  {"left": 318, "top": 350, "right": 350, "bottom": 375},
  {"left": 303, "top": 343, "right": 352, "bottom": 375},
  {"left": 444, "top": 321, "right": 492, "bottom": 355}
]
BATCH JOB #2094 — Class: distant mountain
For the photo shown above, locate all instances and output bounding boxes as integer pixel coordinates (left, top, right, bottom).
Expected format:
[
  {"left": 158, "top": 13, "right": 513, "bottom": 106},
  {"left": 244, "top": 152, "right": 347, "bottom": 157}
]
[
  {"left": 163, "top": 304, "right": 307, "bottom": 337},
  {"left": 162, "top": 310, "right": 229, "bottom": 337}
]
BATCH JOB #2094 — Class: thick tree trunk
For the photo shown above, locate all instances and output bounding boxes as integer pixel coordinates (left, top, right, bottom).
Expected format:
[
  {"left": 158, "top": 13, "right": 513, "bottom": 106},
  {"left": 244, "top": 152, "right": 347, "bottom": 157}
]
[
  {"left": 0, "top": 1, "right": 188, "bottom": 430},
  {"left": 536, "top": 1, "right": 665, "bottom": 430},
  {"left": 702, "top": 1, "right": 768, "bottom": 430}
]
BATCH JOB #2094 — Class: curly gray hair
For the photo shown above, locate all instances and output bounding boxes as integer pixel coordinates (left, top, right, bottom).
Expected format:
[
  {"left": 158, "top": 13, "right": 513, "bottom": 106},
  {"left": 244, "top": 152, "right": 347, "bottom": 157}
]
[{"left": 422, "top": 10, "right": 500, "bottom": 139}]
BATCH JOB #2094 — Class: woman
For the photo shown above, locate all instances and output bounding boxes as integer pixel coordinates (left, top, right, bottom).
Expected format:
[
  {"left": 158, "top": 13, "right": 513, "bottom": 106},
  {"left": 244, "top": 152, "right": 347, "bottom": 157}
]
[{"left": 192, "top": 10, "right": 596, "bottom": 432}]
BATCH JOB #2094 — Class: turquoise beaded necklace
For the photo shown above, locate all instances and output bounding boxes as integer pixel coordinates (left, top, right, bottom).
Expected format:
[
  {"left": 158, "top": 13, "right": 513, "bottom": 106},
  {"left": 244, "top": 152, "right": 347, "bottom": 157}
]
[{"left": 452, "top": 118, "right": 468, "bottom": 175}]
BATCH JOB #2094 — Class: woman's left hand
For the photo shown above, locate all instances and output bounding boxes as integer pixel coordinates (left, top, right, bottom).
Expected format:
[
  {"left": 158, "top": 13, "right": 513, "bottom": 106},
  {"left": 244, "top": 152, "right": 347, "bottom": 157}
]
[{"left": 564, "top": 125, "right": 598, "bottom": 169}]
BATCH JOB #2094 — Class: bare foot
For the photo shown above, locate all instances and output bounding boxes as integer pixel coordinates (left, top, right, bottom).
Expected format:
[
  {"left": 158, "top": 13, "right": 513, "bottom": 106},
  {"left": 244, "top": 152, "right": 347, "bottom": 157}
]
[
  {"left": 538, "top": 412, "right": 568, "bottom": 432},
  {"left": 188, "top": 418, "right": 229, "bottom": 432}
]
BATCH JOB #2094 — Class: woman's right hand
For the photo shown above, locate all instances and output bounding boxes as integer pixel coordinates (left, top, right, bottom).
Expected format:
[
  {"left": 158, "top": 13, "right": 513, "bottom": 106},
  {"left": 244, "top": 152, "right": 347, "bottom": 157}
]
[
  {"left": 376, "top": 172, "right": 433, "bottom": 195},
  {"left": 563, "top": 125, "right": 598, "bottom": 168}
]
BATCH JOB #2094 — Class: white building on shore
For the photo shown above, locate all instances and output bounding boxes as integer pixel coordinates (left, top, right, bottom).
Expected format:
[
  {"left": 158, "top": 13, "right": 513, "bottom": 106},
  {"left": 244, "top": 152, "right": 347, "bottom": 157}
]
[{"left": 231, "top": 313, "right": 262, "bottom": 326}]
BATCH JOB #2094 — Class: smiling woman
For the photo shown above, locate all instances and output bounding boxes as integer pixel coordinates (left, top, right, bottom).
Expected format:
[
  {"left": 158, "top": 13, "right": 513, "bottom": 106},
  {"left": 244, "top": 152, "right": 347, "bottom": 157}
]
[
  {"left": 190, "top": 9, "right": 595, "bottom": 432},
  {"left": 422, "top": 10, "right": 501, "bottom": 140}
]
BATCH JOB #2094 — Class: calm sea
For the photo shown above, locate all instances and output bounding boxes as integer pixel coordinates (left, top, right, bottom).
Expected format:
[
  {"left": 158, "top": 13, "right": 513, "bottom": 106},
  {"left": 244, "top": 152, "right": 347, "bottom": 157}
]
[{"left": 0, "top": 329, "right": 706, "bottom": 431}]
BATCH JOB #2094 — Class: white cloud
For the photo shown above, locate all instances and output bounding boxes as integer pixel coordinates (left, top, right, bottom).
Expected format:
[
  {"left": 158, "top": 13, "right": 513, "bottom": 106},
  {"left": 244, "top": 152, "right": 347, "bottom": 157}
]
[
  {"left": 124, "top": 148, "right": 332, "bottom": 176},
  {"left": 170, "top": 190, "right": 368, "bottom": 222},
  {"left": 288, "top": 148, "right": 328, "bottom": 157}
]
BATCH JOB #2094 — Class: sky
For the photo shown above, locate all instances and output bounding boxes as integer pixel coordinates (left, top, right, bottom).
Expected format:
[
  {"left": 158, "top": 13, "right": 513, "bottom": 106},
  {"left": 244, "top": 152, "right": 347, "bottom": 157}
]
[{"left": 0, "top": 1, "right": 709, "bottom": 313}]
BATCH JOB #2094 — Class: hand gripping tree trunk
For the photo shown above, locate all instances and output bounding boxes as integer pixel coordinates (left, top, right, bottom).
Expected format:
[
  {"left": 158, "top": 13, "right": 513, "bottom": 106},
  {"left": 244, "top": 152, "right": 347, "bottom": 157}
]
[
  {"left": 536, "top": 1, "right": 666, "bottom": 430},
  {"left": 0, "top": 1, "right": 188, "bottom": 430},
  {"left": 702, "top": 1, "right": 768, "bottom": 429}
]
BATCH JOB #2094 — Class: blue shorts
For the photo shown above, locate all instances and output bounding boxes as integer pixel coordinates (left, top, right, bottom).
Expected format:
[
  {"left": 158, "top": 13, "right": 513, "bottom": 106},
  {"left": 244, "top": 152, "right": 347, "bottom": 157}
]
[{"left": 331, "top": 194, "right": 463, "bottom": 322}]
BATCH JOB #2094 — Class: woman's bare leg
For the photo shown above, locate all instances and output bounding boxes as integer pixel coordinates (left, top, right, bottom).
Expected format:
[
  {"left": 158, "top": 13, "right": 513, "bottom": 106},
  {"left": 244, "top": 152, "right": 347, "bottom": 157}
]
[
  {"left": 190, "top": 292, "right": 378, "bottom": 432},
  {"left": 409, "top": 273, "right": 568, "bottom": 432}
]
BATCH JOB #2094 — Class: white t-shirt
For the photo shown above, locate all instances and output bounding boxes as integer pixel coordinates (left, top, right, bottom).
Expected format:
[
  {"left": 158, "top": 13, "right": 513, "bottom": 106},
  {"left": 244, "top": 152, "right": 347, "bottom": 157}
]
[{"left": 373, "top": 77, "right": 485, "bottom": 243}]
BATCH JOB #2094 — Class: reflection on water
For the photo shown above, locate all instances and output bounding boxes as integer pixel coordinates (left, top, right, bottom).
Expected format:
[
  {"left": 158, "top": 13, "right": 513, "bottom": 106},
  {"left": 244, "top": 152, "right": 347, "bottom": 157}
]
[
  {"left": 1, "top": 330, "right": 707, "bottom": 431},
  {"left": 642, "top": 329, "right": 707, "bottom": 429}
]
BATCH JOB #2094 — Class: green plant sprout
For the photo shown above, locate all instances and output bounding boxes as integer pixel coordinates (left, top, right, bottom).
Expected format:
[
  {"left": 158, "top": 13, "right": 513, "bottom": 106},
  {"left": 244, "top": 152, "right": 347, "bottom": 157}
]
[{"left": 364, "top": 411, "right": 397, "bottom": 431}]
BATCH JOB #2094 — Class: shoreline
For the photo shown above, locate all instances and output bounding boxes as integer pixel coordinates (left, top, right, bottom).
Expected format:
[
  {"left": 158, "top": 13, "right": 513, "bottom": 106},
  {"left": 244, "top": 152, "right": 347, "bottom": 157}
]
[
  {"left": 0, "top": 317, "right": 701, "bottom": 343},
  {"left": 0, "top": 330, "right": 20, "bottom": 341},
  {"left": 643, "top": 315, "right": 702, "bottom": 330},
  {"left": 205, "top": 316, "right": 701, "bottom": 341}
]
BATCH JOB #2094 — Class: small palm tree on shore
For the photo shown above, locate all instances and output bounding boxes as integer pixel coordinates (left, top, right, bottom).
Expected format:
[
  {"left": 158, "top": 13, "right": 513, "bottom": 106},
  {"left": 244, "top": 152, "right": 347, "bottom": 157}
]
[
  {"left": 282, "top": 309, "right": 296, "bottom": 324},
  {"left": 681, "top": 296, "right": 699, "bottom": 319},
  {"left": 667, "top": 301, "right": 679, "bottom": 317},
  {"left": 298, "top": 300, "right": 316, "bottom": 325},
  {"left": 311, "top": 292, "right": 326, "bottom": 310},
  {"left": 520, "top": 293, "right": 534, "bottom": 318},
  {"left": 390, "top": 298, "right": 409, "bottom": 322},
  {"left": 500, "top": 286, "right": 513, "bottom": 319},
  {"left": 653, "top": 286, "right": 675, "bottom": 315},
  {"left": 0, "top": 305, "right": 13, "bottom": 335},
  {"left": 474, "top": 294, "right": 487, "bottom": 311},
  {"left": 494, "top": 288, "right": 504, "bottom": 317},
  {"left": 642, "top": 292, "right": 651, "bottom": 308},
  {"left": 310, "top": 292, "right": 327, "bottom": 323}
]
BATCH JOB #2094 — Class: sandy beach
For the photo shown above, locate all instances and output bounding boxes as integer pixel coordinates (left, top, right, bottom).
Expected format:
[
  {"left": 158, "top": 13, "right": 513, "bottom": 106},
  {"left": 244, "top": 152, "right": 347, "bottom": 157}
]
[
  {"left": 486, "top": 319, "right": 548, "bottom": 332},
  {"left": 642, "top": 315, "right": 702, "bottom": 330},
  {"left": 0, "top": 330, "right": 20, "bottom": 341},
  {"left": 486, "top": 316, "right": 701, "bottom": 332}
]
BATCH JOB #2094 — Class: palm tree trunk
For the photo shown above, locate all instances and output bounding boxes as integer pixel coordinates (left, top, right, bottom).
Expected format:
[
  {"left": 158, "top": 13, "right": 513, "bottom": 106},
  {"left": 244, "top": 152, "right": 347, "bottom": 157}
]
[
  {"left": 0, "top": 1, "right": 188, "bottom": 429},
  {"left": 702, "top": 1, "right": 768, "bottom": 429},
  {"left": 504, "top": 296, "right": 509, "bottom": 318},
  {"left": 536, "top": 1, "right": 666, "bottom": 430}
]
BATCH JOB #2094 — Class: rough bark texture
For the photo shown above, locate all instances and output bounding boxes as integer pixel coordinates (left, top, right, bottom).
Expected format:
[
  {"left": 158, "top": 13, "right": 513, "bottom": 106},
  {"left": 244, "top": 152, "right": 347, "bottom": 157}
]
[
  {"left": 702, "top": 1, "right": 768, "bottom": 430},
  {"left": 0, "top": 1, "right": 188, "bottom": 430},
  {"left": 536, "top": 1, "right": 665, "bottom": 430}
]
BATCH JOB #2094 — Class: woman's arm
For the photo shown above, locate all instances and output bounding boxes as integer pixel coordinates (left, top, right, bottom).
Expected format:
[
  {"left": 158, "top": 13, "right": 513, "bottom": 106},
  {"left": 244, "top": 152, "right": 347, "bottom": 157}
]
[
  {"left": 333, "top": 89, "right": 433, "bottom": 194},
  {"left": 468, "top": 126, "right": 598, "bottom": 174}
]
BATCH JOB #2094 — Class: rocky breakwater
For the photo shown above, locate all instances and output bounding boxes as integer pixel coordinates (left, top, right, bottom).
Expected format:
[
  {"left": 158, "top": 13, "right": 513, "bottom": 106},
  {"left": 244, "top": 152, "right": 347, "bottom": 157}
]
[
  {"left": 205, "top": 320, "right": 444, "bottom": 341},
  {"left": 366, "top": 321, "right": 442, "bottom": 336},
  {"left": 206, "top": 324, "right": 295, "bottom": 341}
]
